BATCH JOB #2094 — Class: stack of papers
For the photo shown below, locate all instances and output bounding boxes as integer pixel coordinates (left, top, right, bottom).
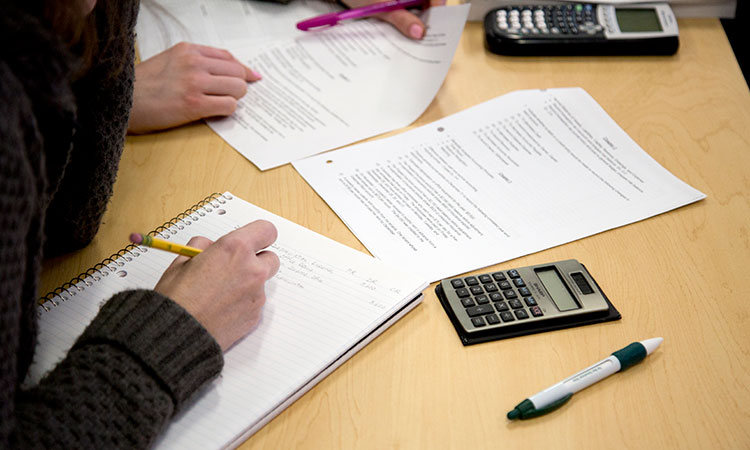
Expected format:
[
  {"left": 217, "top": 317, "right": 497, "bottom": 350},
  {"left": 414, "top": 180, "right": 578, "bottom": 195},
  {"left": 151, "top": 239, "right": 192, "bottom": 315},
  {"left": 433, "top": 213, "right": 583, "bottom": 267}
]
[{"left": 136, "top": 0, "right": 471, "bottom": 169}]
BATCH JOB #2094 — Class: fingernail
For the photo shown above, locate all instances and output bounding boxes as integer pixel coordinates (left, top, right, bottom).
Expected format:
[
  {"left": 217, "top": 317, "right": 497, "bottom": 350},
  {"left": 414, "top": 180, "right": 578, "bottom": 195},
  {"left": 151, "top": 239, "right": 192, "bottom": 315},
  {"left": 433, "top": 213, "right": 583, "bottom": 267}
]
[
  {"left": 409, "top": 23, "right": 424, "bottom": 39},
  {"left": 251, "top": 70, "right": 262, "bottom": 80}
]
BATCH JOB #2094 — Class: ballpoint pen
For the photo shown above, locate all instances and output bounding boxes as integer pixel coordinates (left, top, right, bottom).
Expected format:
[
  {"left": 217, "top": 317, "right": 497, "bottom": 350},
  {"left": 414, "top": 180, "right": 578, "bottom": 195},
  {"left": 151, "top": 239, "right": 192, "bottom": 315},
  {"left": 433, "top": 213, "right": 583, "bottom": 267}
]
[
  {"left": 296, "top": 0, "right": 427, "bottom": 31},
  {"left": 129, "top": 233, "right": 203, "bottom": 258},
  {"left": 507, "top": 337, "right": 663, "bottom": 420}
]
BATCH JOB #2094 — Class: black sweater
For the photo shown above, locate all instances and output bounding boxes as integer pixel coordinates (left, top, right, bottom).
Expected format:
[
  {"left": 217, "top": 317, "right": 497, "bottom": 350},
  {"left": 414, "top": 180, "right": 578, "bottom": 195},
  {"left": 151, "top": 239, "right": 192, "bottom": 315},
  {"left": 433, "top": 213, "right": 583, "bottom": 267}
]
[{"left": 0, "top": 3, "right": 223, "bottom": 448}]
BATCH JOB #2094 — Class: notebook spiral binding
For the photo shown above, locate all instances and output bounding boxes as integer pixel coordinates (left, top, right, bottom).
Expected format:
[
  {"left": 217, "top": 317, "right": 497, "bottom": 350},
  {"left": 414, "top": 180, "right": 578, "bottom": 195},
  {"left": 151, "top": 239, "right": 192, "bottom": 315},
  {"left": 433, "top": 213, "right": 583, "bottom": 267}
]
[{"left": 37, "top": 192, "right": 232, "bottom": 312}]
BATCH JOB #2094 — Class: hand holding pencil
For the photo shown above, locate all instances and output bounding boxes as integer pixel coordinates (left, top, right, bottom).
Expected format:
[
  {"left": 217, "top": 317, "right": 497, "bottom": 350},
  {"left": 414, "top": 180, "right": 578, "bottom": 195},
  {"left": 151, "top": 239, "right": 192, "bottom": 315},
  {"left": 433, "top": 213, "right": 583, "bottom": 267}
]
[
  {"left": 136, "top": 220, "right": 281, "bottom": 351},
  {"left": 130, "top": 233, "right": 203, "bottom": 257}
]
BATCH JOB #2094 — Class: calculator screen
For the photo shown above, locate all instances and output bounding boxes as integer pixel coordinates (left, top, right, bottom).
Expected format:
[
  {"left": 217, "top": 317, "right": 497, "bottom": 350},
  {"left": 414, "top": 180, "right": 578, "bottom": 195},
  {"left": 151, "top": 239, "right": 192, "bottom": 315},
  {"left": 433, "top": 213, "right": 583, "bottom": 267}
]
[
  {"left": 615, "top": 8, "right": 663, "bottom": 33},
  {"left": 536, "top": 268, "right": 580, "bottom": 311}
]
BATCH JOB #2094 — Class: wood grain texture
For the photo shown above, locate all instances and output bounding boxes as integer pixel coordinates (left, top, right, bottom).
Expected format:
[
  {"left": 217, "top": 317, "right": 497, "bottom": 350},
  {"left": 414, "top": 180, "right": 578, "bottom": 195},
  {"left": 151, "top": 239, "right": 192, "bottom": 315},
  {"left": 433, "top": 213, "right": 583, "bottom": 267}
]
[{"left": 40, "top": 19, "right": 750, "bottom": 449}]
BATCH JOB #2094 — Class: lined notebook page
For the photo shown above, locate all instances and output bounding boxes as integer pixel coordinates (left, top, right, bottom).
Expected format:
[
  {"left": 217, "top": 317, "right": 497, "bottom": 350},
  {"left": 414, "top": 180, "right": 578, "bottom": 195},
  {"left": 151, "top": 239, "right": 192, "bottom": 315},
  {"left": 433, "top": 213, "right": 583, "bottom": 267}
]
[{"left": 27, "top": 192, "right": 427, "bottom": 449}]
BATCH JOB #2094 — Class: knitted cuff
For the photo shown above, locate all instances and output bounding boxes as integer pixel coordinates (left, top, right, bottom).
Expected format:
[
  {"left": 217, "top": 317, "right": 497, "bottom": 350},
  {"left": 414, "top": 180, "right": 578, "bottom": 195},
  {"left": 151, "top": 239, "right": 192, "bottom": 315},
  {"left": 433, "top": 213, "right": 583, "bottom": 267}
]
[{"left": 74, "top": 289, "right": 224, "bottom": 412}]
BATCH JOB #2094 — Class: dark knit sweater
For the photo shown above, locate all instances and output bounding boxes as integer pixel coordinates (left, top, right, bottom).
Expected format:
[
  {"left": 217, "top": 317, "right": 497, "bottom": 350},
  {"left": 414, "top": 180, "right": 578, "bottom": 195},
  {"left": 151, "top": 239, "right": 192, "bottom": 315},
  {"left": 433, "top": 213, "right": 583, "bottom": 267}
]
[{"left": 1, "top": 3, "right": 223, "bottom": 448}]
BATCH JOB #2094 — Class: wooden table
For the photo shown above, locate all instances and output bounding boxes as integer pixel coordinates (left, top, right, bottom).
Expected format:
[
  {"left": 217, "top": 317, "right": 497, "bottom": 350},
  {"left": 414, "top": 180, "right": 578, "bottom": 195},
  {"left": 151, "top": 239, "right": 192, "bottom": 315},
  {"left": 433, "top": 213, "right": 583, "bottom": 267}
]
[{"left": 41, "top": 18, "right": 750, "bottom": 449}]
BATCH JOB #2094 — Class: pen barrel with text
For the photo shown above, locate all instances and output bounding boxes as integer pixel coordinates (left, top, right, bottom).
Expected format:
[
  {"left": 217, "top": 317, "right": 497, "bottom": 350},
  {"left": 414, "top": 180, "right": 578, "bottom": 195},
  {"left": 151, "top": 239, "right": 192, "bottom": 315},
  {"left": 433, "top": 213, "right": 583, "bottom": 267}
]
[{"left": 529, "top": 355, "right": 620, "bottom": 408}]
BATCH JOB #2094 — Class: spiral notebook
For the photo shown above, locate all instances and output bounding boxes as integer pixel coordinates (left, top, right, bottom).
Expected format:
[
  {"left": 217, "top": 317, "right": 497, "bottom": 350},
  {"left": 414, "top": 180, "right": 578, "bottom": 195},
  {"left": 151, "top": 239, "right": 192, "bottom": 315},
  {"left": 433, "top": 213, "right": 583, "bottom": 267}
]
[{"left": 26, "top": 192, "right": 427, "bottom": 449}]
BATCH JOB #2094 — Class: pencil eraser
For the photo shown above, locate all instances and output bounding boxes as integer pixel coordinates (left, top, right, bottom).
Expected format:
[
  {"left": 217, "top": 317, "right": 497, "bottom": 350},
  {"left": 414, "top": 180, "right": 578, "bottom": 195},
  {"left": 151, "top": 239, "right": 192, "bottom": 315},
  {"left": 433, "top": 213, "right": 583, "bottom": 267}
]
[{"left": 129, "top": 233, "right": 143, "bottom": 245}]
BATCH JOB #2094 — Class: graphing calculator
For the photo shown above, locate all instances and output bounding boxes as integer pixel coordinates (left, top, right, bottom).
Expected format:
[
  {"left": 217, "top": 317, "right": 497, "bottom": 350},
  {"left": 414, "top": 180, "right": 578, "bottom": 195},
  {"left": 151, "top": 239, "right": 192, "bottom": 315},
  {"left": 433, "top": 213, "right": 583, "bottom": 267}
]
[
  {"left": 484, "top": 3, "right": 679, "bottom": 56},
  {"left": 435, "top": 260, "right": 621, "bottom": 345}
]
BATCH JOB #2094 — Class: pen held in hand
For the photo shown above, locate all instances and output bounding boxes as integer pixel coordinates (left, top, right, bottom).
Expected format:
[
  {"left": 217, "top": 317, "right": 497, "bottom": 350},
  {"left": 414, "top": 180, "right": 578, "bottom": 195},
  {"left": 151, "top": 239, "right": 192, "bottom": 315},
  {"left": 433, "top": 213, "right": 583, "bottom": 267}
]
[
  {"left": 129, "top": 233, "right": 202, "bottom": 258},
  {"left": 296, "top": 0, "right": 427, "bottom": 31}
]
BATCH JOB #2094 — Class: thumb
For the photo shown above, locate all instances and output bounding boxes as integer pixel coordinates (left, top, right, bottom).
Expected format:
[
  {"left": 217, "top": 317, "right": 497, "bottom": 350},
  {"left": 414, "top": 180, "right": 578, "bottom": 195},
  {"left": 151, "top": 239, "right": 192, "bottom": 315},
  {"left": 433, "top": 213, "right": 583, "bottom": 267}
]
[{"left": 377, "top": 9, "right": 426, "bottom": 39}]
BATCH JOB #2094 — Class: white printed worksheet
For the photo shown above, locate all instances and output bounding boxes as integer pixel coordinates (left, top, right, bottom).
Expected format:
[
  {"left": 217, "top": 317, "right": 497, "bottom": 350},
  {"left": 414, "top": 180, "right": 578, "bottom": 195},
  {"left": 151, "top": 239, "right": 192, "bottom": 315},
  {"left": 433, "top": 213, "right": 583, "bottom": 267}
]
[
  {"left": 136, "top": 2, "right": 470, "bottom": 170},
  {"left": 293, "top": 88, "right": 707, "bottom": 281}
]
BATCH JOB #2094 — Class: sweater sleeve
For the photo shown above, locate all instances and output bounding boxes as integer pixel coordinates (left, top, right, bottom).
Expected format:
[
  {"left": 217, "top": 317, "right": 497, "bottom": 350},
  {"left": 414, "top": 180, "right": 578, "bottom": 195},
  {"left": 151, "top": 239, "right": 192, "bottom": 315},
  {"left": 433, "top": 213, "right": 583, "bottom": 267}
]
[{"left": 12, "top": 290, "right": 223, "bottom": 449}]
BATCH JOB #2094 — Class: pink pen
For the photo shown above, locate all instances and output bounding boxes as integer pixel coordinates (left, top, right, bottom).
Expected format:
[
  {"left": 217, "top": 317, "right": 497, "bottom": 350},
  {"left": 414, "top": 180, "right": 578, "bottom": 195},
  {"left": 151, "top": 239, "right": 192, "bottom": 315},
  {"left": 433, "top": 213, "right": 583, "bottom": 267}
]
[{"left": 296, "top": 0, "right": 427, "bottom": 31}]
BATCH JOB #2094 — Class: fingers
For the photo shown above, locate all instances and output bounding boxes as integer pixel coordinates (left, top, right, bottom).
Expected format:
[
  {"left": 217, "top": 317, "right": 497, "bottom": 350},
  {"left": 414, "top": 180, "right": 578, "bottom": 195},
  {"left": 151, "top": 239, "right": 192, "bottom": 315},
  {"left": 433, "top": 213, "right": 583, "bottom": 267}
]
[
  {"left": 190, "top": 95, "right": 239, "bottom": 118},
  {"left": 194, "top": 43, "right": 261, "bottom": 82},
  {"left": 222, "top": 220, "right": 278, "bottom": 253},
  {"left": 205, "top": 57, "right": 261, "bottom": 82},
  {"left": 165, "top": 236, "right": 214, "bottom": 267},
  {"left": 202, "top": 75, "right": 248, "bottom": 98},
  {"left": 194, "top": 43, "right": 239, "bottom": 61},
  {"left": 378, "top": 9, "right": 426, "bottom": 39},
  {"left": 186, "top": 235, "right": 214, "bottom": 250},
  {"left": 256, "top": 250, "right": 281, "bottom": 278}
]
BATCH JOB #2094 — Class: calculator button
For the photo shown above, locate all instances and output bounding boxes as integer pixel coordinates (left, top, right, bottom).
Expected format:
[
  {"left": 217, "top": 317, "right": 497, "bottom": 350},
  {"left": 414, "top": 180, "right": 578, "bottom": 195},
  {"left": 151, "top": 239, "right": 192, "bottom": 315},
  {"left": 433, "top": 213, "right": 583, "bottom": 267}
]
[
  {"left": 483, "top": 283, "right": 498, "bottom": 293},
  {"left": 513, "top": 278, "right": 526, "bottom": 288},
  {"left": 450, "top": 279, "right": 465, "bottom": 289},
  {"left": 490, "top": 292, "right": 503, "bottom": 302},
  {"left": 466, "top": 304, "right": 495, "bottom": 317},
  {"left": 486, "top": 314, "right": 500, "bottom": 325},
  {"left": 508, "top": 269, "right": 520, "bottom": 278},
  {"left": 475, "top": 294, "right": 490, "bottom": 305},
  {"left": 455, "top": 288, "right": 470, "bottom": 298},
  {"left": 461, "top": 298, "right": 475, "bottom": 308},
  {"left": 503, "top": 290, "right": 518, "bottom": 300},
  {"left": 531, "top": 306, "right": 544, "bottom": 317},
  {"left": 500, "top": 311, "right": 515, "bottom": 322},
  {"left": 492, "top": 272, "right": 507, "bottom": 281},
  {"left": 524, "top": 296, "right": 538, "bottom": 307},
  {"left": 465, "top": 276, "right": 479, "bottom": 286},
  {"left": 509, "top": 299, "right": 523, "bottom": 309},
  {"left": 499, "top": 281, "right": 511, "bottom": 290},
  {"left": 495, "top": 302, "right": 510, "bottom": 312},
  {"left": 514, "top": 309, "right": 530, "bottom": 320},
  {"left": 479, "top": 274, "right": 493, "bottom": 284},
  {"left": 470, "top": 286, "right": 484, "bottom": 295},
  {"left": 519, "top": 287, "right": 531, "bottom": 297},
  {"left": 472, "top": 317, "right": 486, "bottom": 327}
]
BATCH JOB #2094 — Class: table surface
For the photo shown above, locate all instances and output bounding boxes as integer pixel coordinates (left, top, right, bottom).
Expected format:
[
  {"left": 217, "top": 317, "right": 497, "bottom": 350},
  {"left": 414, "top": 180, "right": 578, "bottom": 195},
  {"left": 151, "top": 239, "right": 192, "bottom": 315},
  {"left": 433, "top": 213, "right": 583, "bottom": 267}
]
[{"left": 41, "top": 19, "right": 750, "bottom": 449}]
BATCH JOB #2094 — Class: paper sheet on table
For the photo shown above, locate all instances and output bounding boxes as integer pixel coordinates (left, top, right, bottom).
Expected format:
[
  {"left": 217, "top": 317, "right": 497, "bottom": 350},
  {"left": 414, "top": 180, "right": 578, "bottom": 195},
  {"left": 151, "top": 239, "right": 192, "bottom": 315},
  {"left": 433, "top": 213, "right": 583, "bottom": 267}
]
[
  {"left": 136, "top": 3, "right": 470, "bottom": 170},
  {"left": 293, "top": 88, "right": 706, "bottom": 282},
  {"left": 136, "top": 0, "right": 340, "bottom": 60}
]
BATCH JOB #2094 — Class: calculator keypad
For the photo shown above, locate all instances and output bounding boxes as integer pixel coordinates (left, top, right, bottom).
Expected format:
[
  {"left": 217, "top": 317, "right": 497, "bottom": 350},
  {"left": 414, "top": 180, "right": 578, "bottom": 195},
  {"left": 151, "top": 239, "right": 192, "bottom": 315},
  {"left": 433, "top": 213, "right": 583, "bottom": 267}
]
[
  {"left": 448, "top": 270, "right": 543, "bottom": 329},
  {"left": 493, "top": 4, "right": 604, "bottom": 38}
]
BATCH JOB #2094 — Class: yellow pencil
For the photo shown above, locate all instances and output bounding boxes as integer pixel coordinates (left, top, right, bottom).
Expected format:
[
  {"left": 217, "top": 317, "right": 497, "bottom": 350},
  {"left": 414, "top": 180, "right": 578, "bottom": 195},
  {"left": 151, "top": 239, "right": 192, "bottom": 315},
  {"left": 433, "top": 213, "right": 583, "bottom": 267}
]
[{"left": 129, "top": 233, "right": 202, "bottom": 257}]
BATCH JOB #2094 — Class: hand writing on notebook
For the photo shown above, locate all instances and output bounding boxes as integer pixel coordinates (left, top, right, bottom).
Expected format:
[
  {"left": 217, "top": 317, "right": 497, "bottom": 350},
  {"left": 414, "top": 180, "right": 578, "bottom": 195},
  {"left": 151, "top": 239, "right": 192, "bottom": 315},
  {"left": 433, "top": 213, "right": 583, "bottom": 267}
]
[
  {"left": 154, "top": 220, "right": 281, "bottom": 351},
  {"left": 342, "top": 0, "right": 446, "bottom": 39},
  {"left": 128, "top": 42, "right": 262, "bottom": 134}
]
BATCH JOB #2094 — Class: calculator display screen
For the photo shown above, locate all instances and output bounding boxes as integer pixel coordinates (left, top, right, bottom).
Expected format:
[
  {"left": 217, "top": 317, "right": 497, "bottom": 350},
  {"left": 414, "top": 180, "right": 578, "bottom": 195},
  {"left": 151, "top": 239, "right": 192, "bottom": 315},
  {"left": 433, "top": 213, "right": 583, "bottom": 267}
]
[
  {"left": 536, "top": 268, "right": 580, "bottom": 311},
  {"left": 615, "top": 8, "right": 663, "bottom": 33}
]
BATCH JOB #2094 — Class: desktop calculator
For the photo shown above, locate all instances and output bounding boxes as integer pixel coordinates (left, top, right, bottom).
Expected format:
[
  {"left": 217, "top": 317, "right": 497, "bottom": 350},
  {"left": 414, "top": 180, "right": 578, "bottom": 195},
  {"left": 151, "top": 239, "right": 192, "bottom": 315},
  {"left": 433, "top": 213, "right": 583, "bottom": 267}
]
[
  {"left": 435, "top": 260, "right": 620, "bottom": 345},
  {"left": 484, "top": 3, "right": 679, "bottom": 56}
]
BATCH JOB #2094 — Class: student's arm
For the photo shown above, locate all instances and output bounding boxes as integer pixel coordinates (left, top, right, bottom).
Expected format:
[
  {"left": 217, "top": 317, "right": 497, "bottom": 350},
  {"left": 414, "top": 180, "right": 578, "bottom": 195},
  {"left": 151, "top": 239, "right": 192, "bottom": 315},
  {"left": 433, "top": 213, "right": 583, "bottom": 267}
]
[
  {"left": 11, "top": 291, "right": 224, "bottom": 448},
  {"left": 6, "top": 222, "right": 278, "bottom": 448},
  {"left": 0, "top": 63, "right": 219, "bottom": 447}
]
